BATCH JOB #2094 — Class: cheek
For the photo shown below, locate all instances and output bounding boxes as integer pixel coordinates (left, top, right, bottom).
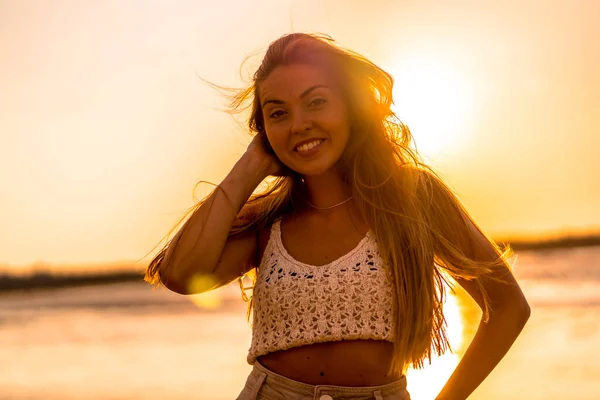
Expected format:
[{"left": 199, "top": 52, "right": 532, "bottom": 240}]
[
  {"left": 265, "top": 126, "right": 289, "bottom": 154},
  {"left": 329, "top": 110, "right": 351, "bottom": 142}
]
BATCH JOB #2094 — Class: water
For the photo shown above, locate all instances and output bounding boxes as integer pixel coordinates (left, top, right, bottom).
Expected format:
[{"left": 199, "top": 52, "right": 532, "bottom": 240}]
[{"left": 1, "top": 247, "right": 599, "bottom": 399}]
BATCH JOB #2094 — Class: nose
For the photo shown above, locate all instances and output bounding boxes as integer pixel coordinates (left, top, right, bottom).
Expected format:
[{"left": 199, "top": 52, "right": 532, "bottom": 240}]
[{"left": 290, "top": 110, "right": 312, "bottom": 134}]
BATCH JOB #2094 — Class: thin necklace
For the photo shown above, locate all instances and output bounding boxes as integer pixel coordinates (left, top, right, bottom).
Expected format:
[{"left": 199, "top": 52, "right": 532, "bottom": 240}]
[{"left": 306, "top": 196, "right": 354, "bottom": 210}]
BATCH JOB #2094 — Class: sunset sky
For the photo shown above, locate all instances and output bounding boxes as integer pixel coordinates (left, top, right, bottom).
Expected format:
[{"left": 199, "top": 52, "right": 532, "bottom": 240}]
[{"left": 1, "top": 0, "right": 598, "bottom": 270}]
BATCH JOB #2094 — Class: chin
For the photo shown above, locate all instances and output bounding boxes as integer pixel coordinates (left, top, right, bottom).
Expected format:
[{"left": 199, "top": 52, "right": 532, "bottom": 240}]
[{"left": 288, "top": 160, "right": 340, "bottom": 177}]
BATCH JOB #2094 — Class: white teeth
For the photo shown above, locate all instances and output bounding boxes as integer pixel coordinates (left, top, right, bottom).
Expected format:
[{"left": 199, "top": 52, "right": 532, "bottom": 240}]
[{"left": 296, "top": 139, "right": 323, "bottom": 152}]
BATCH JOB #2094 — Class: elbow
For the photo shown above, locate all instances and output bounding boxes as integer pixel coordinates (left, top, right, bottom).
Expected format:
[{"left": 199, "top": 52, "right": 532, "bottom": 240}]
[
  {"left": 159, "top": 261, "right": 220, "bottom": 295},
  {"left": 159, "top": 254, "right": 209, "bottom": 295},
  {"left": 155, "top": 243, "right": 221, "bottom": 295},
  {"left": 490, "top": 296, "right": 531, "bottom": 327},
  {"left": 513, "top": 290, "right": 531, "bottom": 325},
  {"left": 520, "top": 299, "right": 531, "bottom": 325},
  {"left": 504, "top": 298, "right": 532, "bottom": 327},
  {"left": 158, "top": 262, "right": 195, "bottom": 295},
  {"left": 146, "top": 243, "right": 204, "bottom": 295},
  {"left": 158, "top": 268, "right": 187, "bottom": 295}
]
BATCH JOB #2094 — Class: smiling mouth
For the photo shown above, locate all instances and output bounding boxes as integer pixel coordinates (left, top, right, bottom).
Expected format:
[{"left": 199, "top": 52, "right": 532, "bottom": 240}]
[{"left": 294, "top": 139, "right": 325, "bottom": 152}]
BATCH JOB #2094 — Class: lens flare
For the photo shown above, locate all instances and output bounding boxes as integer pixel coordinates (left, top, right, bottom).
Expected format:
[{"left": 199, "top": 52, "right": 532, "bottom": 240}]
[{"left": 188, "top": 274, "right": 222, "bottom": 309}]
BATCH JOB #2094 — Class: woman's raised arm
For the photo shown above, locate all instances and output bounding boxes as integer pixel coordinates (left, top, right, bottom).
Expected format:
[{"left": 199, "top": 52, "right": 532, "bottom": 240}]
[{"left": 158, "top": 135, "right": 283, "bottom": 294}]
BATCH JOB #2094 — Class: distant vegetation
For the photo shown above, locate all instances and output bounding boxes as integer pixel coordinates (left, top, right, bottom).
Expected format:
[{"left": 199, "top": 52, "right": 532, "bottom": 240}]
[
  {"left": 498, "top": 233, "right": 600, "bottom": 251},
  {"left": 0, "top": 270, "right": 144, "bottom": 293},
  {"left": 1, "top": 233, "right": 599, "bottom": 293}
]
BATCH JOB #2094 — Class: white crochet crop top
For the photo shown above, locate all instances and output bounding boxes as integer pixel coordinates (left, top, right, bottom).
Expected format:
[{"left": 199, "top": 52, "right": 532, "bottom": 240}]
[{"left": 247, "top": 218, "right": 397, "bottom": 365}]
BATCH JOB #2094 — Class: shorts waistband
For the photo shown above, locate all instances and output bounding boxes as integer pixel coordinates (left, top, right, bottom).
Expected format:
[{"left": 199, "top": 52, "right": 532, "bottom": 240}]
[{"left": 252, "top": 359, "right": 408, "bottom": 397}]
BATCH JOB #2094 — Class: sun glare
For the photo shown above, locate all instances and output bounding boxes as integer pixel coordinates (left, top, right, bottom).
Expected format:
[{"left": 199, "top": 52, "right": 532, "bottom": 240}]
[
  {"left": 406, "top": 291, "right": 464, "bottom": 399},
  {"left": 388, "top": 54, "right": 476, "bottom": 163}
]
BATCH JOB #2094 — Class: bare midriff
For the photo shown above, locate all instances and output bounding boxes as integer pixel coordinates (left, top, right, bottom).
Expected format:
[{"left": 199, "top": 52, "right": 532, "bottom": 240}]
[{"left": 257, "top": 339, "right": 403, "bottom": 386}]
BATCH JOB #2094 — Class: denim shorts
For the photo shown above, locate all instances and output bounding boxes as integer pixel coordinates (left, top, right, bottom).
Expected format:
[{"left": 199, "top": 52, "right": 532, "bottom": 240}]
[{"left": 236, "top": 360, "right": 411, "bottom": 400}]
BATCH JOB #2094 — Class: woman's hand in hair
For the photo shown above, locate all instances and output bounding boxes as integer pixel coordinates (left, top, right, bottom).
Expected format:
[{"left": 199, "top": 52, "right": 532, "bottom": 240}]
[{"left": 244, "top": 133, "right": 292, "bottom": 177}]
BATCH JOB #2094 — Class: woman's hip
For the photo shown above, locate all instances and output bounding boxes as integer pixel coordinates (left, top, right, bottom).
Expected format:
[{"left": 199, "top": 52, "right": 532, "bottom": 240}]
[{"left": 236, "top": 360, "right": 411, "bottom": 400}]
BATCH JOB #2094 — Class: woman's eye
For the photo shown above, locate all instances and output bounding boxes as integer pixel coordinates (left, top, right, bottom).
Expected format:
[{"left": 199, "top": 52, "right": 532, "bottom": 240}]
[
  {"left": 269, "top": 110, "right": 285, "bottom": 119},
  {"left": 310, "top": 98, "right": 326, "bottom": 106}
]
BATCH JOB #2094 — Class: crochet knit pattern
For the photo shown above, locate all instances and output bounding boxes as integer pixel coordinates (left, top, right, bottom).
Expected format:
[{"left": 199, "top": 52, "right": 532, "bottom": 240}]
[{"left": 247, "top": 218, "right": 397, "bottom": 365}]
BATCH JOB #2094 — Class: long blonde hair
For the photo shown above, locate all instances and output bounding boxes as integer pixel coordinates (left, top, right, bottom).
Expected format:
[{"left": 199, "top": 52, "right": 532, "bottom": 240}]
[{"left": 145, "top": 33, "right": 514, "bottom": 375}]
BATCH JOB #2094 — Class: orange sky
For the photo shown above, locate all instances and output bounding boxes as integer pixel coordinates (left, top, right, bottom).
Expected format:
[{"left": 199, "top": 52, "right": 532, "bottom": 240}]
[{"left": 1, "top": 0, "right": 598, "bottom": 269}]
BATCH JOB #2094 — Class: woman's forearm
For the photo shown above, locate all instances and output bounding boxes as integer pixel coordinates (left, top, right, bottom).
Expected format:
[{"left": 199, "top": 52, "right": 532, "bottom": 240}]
[
  {"left": 161, "top": 153, "right": 269, "bottom": 284},
  {"left": 435, "top": 303, "right": 531, "bottom": 400}
]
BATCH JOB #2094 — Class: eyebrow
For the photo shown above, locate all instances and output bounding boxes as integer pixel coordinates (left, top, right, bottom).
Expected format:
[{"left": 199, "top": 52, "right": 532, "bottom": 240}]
[{"left": 261, "top": 84, "right": 329, "bottom": 108}]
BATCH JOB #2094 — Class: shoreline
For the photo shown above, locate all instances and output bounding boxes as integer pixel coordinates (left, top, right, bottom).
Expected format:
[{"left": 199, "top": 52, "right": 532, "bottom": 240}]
[
  {"left": 2, "top": 238, "right": 599, "bottom": 294},
  {"left": 0, "top": 270, "right": 145, "bottom": 294},
  {"left": 498, "top": 234, "right": 600, "bottom": 251}
]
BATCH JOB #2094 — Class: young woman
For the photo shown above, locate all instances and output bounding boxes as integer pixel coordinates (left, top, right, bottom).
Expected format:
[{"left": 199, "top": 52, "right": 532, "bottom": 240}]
[{"left": 145, "top": 33, "right": 530, "bottom": 400}]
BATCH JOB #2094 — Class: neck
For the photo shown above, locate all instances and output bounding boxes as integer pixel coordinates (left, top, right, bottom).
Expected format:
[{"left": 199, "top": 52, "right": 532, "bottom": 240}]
[{"left": 302, "top": 169, "right": 353, "bottom": 210}]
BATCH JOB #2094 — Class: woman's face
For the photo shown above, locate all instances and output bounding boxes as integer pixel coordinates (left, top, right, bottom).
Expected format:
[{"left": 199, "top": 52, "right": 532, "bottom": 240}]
[{"left": 258, "top": 63, "right": 351, "bottom": 176}]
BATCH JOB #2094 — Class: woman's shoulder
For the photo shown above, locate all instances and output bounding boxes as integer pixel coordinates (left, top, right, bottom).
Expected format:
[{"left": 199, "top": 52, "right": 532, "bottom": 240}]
[{"left": 256, "top": 212, "right": 292, "bottom": 263}]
